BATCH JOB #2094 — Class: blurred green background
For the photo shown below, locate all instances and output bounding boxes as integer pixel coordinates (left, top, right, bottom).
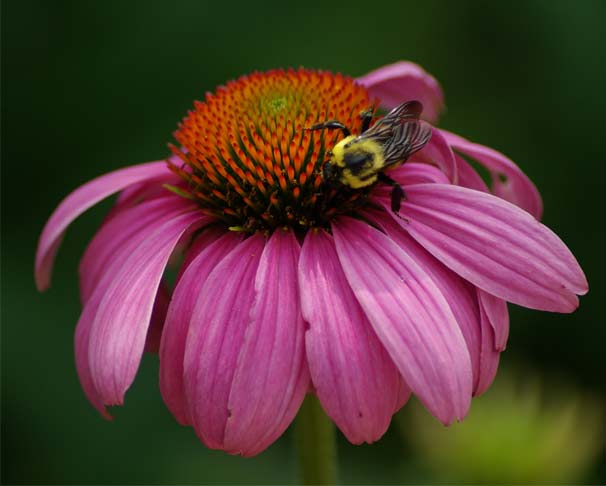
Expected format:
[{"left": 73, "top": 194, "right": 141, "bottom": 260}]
[{"left": 2, "top": 0, "right": 605, "bottom": 483}]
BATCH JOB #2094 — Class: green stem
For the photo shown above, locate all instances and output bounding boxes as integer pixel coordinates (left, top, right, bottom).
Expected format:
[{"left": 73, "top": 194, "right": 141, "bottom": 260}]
[{"left": 294, "top": 394, "right": 337, "bottom": 485}]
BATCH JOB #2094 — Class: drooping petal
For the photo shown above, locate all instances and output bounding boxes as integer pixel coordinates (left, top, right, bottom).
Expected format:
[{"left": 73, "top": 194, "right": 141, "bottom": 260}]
[
  {"left": 441, "top": 130, "right": 543, "bottom": 219},
  {"left": 299, "top": 229, "right": 400, "bottom": 444},
  {"left": 332, "top": 217, "right": 472, "bottom": 425},
  {"left": 356, "top": 61, "right": 445, "bottom": 123},
  {"left": 225, "top": 230, "right": 309, "bottom": 456},
  {"left": 143, "top": 281, "right": 170, "bottom": 354},
  {"left": 75, "top": 304, "right": 111, "bottom": 420},
  {"left": 112, "top": 154, "right": 182, "bottom": 213},
  {"left": 396, "top": 184, "right": 588, "bottom": 312},
  {"left": 370, "top": 211, "right": 482, "bottom": 393},
  {"left": 177, "top": 226, "right": 226, "bottom": 281},
  {"left": 106, "top": 166, "right": 182, "bottom": 224},
  {"left": 74, "top": 199, "right": 189, "bottom": 418},
  {"left": 159, "top": 230, "right": 241, "bottom": 426},
  {"left": 79, "top": 196, "right": 185, "bottom": 303},
  {"left": 103, "top": 180, "right": 178, "bottom": 224},
  {"left": 183, "top": 235, "right": 265, "bottom": 450},
  {"left": 475, "top": 289, "right": 501, "bottom": 396},
  {"left": 454, "top": 154, "right": 489, "bottom": 193},
  {"left": 35, "top": 161, "right": 173, "bottom": 291},
  {"left": 393, "top": 377, "right": 412, "bottom": 413},
  {"left": 88, "top": 208, "right": 206, "bottom": 405},
  {"left": 412, "top": 128, "right": 458, "bottom": 183},
  {"left": 478, "top": 289, "right": 509, "bottom": 351}
]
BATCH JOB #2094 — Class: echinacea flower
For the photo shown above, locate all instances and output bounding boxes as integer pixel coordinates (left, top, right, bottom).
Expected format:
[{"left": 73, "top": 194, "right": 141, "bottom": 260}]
[{"left": 35, "top": 62, "right": 587, "bottom": 456}]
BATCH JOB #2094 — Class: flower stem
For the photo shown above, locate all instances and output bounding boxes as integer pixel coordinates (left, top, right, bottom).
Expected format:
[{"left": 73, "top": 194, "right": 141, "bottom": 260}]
[{"left": 295, "top": 394, "right": 337, "bottom": 485}]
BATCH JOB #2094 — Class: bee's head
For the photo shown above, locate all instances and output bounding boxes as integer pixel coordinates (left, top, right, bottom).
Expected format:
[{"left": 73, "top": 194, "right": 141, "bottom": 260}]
[{"left": 322, "top": 160, "right": 341, "bottom": 184}]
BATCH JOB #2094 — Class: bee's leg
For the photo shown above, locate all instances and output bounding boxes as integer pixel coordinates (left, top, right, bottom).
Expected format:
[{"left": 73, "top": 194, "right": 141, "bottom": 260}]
[
  {"left": 305, "top": 121, "right": 350, "bottom": 138},
  {"left": 390, "top": 184, "right": 405, "bottom": 213},
  {"left": 378, "top": 172, "right": 406, "bottom": 213},
  {"left": 359, "top": 109, "right": 374, "bottom": 133}
]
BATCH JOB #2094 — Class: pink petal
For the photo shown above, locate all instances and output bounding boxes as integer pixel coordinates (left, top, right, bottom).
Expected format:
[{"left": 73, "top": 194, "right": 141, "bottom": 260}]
[
  {"left": 79, "top": 197, "right": 184, "bottom": 303},
  {"left": 112, "top": 154, "right": 181, "bottom": 212},
  {"left": 356, "top": 61, "right": 445, "bottom": 123},
  {"left": 370, "top": 211, "right": 482, "bottom": 395},
  {"left": 455, "top": 154, "right": 489, "bottom": 193},
  {"left": 75, "top": 306, "right": 112, "bottom": 420},
  {"left": 74, "top": 199, "right": 189, "bottom": 418},
  {"left": 332, "top": 217, "right": 472, "bottom": 425},
  {"left": 224, "top": 230, "right": 309, "bottom": 456},
  {"left": 380, "top": 162, "right": 449, "bottom": 192},
  {"left": 88, "top": 208, "right": 206, "bottom": 405},
  {"left": 442, "top": 130, "right": 543, "bottom": 219},
  {"left": 478, "top": 289, "right": 509, "bottom": 352},
  {"left": 373, "top": 162, "right": 449, "bottom": 204},
  {"left": 104, "top": 180, "right": 178, "bottom": 224},
  {"left": 36, "top": 161, "right": 174, "bottom": 291},
  {"left": 299, "top": 229, "right": 400, "bottom": 444},
  {"left": 143, "top": 282, "right": 170, "bottom": 354},
  {"left": 183, "top": 235, "right": 265, "bottom": 450},
  {"left": 396, "top": 184, "right": 588, "bottom": 312},
  {"left": 475, "top": 289, "right": 501, "bottom": 396},
  {"left": 177, "top": 226, "right": 226, "bottom": 281},
  {"left": 393, "top": 377, "right": 412, "bottom": 413},
  {"left": 159, "top": 230, "right": 241, "bottom": 426},
  {"left": 412, "top": 128, "right": 458, "bottom": 183}
]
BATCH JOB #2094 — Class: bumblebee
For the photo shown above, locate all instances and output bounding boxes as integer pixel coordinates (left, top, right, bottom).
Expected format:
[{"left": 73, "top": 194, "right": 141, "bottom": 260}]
[{"left": 307, "top": 100, "right": 432, "bottom": 212}]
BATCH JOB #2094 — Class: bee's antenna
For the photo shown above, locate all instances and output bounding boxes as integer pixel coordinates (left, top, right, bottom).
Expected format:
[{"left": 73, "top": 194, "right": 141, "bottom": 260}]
[{"left": 304, "top": 121, "right": 351, "bottom": 138}]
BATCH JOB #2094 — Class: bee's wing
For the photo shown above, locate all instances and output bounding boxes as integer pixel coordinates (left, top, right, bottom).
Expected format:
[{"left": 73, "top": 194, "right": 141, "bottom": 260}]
[
  {"left": 358, "top": 101, "right": 431, "bottom": 167},
  {"left": 359, "top": 100, "right": 425, "bottom": 145},
  {"left": 382, "top": 119, "right": 432, "bottom": 168},
  {"left": 377, "top": 100, "right": 424, "bottom": 123}
]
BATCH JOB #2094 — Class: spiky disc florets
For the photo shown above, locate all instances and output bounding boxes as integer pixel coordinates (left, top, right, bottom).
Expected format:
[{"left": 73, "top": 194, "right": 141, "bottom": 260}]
[{"left": 169, "top": 68, "right": 375, "bottom": 232}]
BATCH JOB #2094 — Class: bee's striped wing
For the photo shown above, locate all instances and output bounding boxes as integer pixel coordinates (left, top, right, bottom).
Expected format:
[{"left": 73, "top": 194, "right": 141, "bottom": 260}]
[
  {"left": 359, "top": 100, "right": 432, "bottom": 168},
  {"left": 382, "top": 119, "right": 432, "bottom": 168},
  {"left": 377, "top": 100, "right": 424, "bottom": 123},
  {"left": 363, "top": 100, "right": 423, "bottom": 133}
]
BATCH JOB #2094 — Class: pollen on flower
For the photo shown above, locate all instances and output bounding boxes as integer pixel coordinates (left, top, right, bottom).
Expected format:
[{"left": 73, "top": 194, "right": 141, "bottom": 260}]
[{"left": 169, "top": 68, "right": 376, "bottom": 233}]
